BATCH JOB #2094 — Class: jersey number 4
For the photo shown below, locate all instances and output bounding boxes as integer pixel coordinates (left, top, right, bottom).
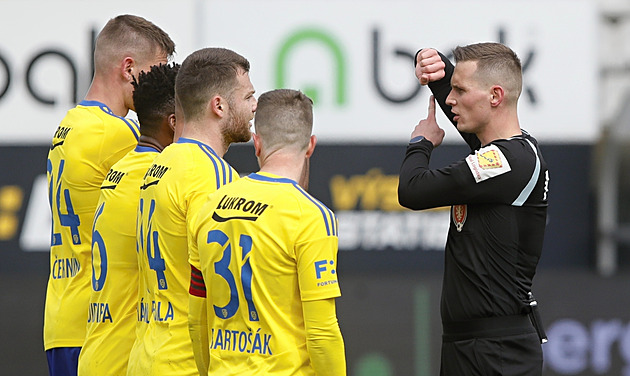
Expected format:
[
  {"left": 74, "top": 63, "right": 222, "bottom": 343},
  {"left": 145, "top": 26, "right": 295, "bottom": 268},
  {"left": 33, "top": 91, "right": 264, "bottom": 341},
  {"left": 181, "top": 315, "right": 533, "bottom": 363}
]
[
  {"left": 47, "top": 158, "right": 81, "bottom": 246},
  {"left": 138, "top": 198, "right": 168, "bottom": 290},
  {"left": 207, "top": 230, "right": 259, "bottom": 322}
]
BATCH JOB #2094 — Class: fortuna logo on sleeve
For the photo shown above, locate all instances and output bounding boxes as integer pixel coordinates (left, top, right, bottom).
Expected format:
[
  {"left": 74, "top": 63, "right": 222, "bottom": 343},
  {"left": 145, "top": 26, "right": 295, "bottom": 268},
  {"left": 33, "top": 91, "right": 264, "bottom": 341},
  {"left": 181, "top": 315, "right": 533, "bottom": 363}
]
[{"left": 465, "top": 144, "right": 511, "bottom": 183}]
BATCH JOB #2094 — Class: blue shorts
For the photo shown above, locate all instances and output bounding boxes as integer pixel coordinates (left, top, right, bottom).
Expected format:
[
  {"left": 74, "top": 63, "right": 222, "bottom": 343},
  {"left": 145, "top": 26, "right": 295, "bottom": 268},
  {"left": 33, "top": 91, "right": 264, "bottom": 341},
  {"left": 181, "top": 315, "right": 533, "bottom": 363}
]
[{"left": 46, "top": 347, "right": 81, "bottom": 376}]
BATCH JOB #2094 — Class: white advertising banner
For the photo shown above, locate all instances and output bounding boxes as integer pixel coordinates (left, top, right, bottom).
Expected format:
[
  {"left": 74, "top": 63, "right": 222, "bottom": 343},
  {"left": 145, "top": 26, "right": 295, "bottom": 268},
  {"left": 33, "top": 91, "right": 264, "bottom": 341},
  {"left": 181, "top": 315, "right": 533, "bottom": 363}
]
[{"left": 0, "top": 0, "right": 596, "bottom": 144}]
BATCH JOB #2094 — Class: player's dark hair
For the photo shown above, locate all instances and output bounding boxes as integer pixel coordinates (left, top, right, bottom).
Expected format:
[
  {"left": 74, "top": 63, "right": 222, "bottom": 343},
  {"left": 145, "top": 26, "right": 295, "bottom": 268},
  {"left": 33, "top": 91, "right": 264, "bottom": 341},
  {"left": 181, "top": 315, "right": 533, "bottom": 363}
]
[
  {"left": 94, "top": 14, "right": 175, "bottom": 70},
  {"left": 176, "top": 48, "right": 250, "bottom": 121},
  {"left": 132, "top": 62, "right": 180, "bottom": 136}
]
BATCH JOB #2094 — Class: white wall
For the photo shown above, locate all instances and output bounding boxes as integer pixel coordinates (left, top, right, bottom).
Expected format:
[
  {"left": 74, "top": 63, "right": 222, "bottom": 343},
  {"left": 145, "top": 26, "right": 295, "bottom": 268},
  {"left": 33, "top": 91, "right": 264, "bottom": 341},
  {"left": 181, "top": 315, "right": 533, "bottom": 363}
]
[{"left": 0, "top": 0, "right": 598, "bottom": 144}]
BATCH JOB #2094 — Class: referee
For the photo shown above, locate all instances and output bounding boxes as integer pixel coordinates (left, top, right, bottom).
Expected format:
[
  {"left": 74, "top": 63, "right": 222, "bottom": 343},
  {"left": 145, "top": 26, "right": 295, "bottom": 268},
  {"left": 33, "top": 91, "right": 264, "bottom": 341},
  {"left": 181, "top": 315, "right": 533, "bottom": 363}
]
[{"left": 398, "top": 43, "right": 548, "bottom": 375}]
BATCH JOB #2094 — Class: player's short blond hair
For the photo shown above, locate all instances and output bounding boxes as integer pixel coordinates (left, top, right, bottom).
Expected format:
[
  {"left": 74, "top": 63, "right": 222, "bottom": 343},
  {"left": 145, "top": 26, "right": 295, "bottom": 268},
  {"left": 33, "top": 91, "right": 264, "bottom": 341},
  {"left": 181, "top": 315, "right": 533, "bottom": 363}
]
[
  {"left": 94, "top": 14, "right": 175, "bottom": 73},
  {"left": 254, "top": 89, "right": 313, "bottom": 152}
]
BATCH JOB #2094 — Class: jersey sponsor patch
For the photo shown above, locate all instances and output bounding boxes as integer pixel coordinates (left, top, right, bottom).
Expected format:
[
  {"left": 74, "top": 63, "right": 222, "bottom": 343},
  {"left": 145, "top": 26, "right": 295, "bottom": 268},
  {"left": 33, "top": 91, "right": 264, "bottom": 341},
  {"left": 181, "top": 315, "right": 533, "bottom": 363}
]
[{"left": 465, "top": 144, "right": 511, "bottom": 183}]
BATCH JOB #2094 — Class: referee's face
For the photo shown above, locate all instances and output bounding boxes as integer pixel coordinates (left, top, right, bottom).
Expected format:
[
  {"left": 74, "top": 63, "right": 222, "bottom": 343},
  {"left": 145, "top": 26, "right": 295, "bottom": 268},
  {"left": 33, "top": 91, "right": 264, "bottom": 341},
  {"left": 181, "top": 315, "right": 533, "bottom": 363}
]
[{"left": 446, "top": 61, "right": 492, "bottom": 135}]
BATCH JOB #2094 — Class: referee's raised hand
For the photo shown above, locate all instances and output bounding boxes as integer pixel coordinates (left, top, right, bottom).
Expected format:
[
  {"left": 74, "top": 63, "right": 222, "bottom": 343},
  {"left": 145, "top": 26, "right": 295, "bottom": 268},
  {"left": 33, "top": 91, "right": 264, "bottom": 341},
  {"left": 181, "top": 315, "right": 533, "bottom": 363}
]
[
  {"left": 410, "top": 95, "right": 445, "bottom": 147},
  {"left": 416, "top": 48, "right": 446, "bottom": 85}
]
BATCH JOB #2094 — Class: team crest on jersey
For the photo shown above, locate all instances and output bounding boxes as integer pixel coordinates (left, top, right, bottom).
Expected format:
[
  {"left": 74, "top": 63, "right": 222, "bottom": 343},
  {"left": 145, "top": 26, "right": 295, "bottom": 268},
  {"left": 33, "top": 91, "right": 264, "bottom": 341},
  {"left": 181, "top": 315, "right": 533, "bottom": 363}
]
[
  {"left": 452, "top": 204, "right": 467, "bottom": 232},
  {"left": 465, "top": 144, "right": 512, "bottom": 183}
]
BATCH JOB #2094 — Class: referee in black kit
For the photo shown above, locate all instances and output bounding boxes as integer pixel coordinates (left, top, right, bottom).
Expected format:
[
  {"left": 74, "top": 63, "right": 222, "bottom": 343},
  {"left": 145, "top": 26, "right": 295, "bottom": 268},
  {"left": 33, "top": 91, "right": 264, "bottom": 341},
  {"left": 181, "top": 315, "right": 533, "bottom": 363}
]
[{"left": 398, "top": 43, "right": 548, "bottom": 375}]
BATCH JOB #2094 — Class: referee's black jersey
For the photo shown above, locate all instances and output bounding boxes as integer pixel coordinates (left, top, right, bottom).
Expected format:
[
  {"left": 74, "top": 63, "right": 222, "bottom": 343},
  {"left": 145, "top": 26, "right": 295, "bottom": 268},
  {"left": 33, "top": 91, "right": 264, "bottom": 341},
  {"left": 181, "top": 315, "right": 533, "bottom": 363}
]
[{"left": 398, "top": 51, "right": 549, "bottom": 324}]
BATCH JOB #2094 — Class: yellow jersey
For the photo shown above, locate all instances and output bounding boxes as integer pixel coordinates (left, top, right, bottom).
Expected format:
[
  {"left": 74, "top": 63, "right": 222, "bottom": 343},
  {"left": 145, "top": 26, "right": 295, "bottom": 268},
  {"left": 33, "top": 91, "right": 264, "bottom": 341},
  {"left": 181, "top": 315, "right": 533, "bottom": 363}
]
[
  {"left": 44, "top": 100, "right": 139, "bottom": 350},
  {"left": 189, "top": 172, "right": 341, "bottom": 375},
  {"left": 77, "top": 145, "right": 159, "bottom": 376},
  {"left": 127, "top": 137, "right": 238, "bottom": 376}
]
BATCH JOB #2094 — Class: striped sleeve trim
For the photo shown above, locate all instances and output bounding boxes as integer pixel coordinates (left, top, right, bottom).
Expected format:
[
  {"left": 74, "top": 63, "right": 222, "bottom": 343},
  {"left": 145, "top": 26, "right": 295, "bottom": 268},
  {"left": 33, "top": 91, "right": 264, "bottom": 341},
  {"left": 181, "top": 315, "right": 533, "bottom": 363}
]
[
  {"left": 512, "top": 139, "right": 541, "bottom": 207},
  {"left": 294, "top": 184, "right": 338, "bottom": 237},
  {"left": 189, "top": 265, "right": 206, "bottom": 297}
]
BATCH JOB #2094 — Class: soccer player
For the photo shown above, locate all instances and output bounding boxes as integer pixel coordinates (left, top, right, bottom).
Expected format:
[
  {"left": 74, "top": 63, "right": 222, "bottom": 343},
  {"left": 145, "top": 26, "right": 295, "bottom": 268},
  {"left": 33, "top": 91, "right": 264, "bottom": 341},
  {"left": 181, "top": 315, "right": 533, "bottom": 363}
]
[
  {"left": 127, "top": 47, "right": 257, "bottom": 376},
  {"left": 398, "top": 44, "right": 548, "bottom": 375},
  {"left": 44, "top": 15, "right": 174, "bottom": 376},
  {"left": 77, "top": 62, "right": 180, "bottom": 376},
  {"left": 188, "top": 89, "right": 346, "bottom": 375}
]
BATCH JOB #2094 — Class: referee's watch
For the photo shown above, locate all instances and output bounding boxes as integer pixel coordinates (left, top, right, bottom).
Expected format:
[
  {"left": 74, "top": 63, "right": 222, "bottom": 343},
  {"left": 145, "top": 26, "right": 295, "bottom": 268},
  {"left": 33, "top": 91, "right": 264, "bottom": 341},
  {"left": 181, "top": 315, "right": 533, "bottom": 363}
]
[{"left": 409, "top": 135, "right": 425, "bottom": 144}]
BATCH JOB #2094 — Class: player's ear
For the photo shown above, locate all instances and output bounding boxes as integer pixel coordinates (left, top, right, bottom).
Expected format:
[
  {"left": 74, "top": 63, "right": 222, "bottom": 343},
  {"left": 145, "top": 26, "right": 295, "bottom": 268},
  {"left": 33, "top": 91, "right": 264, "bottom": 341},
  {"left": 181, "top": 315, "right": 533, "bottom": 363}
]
[
  {"left": 210, "top": 96, "right": 224, "bottom": 117},
  {"left": 305, "top": 135, "right": 317, "bottom": 158},
  {"left": 121, "top": 57, "right": 135, "bottom": 82},
  {"left": 252, "top": 133, "right": 262, "bottom": 157},
  {"left": 490, "top": 85, "right": 504, "bottom": 107},
  {"left": 167, "top": 113, "right": 176, "bottom": 132}
]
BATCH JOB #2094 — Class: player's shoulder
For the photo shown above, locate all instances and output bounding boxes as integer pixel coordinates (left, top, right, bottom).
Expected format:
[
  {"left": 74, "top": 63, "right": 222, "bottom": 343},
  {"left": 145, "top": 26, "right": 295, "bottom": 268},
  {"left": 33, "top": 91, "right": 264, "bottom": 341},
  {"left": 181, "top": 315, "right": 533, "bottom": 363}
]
[
  {"left": 113, "top": 147, "right": 158, "bottom": 173},
  {"left": 174, "top": 138, "right": 237, "bottom": 183},
  {"left": 77, "top": 100, "right": 139, "bottom": 134},
  {"left": 58, "top": 101, "right": 139, "bottom": 146},
  {"left": 149, "top": 139, "right": 236, "bottom": 187},
  {"left": 247, "top": 173, "right": 337, "bottom": 235},
  {"left": 161, "top": 138, "right": 224, "bottom": 165},
  {"left": 291, "top": 186, "right": 338, "bottom": 238}
]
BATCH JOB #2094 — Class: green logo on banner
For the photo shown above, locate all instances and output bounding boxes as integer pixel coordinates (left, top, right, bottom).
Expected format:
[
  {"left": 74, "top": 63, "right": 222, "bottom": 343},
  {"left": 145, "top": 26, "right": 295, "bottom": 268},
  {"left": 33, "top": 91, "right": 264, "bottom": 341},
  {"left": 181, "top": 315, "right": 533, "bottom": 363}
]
[{"left": 275, "top": 28, "right": 346, "bottom": 106}]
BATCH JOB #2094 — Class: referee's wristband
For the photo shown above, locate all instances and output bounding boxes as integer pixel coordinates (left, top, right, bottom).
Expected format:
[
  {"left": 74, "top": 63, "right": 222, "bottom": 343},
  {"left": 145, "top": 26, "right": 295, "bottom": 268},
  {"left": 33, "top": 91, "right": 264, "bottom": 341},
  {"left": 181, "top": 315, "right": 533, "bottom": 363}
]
[{"left": 409, "top": 135, "right": 425, "bottom": 144}]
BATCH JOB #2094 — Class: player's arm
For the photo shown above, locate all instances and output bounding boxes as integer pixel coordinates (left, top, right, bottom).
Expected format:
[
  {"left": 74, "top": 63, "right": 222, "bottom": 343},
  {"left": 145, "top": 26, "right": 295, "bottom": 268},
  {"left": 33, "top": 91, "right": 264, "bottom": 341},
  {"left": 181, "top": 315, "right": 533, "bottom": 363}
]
[
  {"left": 303, "top": 298, "right": 346, "bottom": 376},
  {"left": 188, "top": 265, "right": 209, "bottom": 375}
]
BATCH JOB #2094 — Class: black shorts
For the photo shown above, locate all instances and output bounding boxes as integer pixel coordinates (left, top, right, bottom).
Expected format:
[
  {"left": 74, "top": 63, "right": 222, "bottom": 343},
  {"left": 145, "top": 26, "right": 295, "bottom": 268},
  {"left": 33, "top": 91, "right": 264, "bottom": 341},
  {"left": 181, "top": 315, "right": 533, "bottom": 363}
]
[{"left": 440, "top": 332, "right": 542, "bottom": 376}]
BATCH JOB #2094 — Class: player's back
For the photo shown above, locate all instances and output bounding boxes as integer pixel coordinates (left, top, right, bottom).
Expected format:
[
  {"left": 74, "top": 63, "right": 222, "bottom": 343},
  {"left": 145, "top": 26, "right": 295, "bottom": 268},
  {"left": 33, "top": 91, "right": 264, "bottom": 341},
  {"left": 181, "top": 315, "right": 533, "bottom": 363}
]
[
  {"left": 77, "top": 145, "right": 159, "bottom": 376},
  {"left": 45, "top": 100, "right": 139, "bottom": 350},
  {"left": 128, "top": 137, "right": 237, "bottom": 376},
  {"left": 192, "top": 172, "right": 341, "bottom": 375}
]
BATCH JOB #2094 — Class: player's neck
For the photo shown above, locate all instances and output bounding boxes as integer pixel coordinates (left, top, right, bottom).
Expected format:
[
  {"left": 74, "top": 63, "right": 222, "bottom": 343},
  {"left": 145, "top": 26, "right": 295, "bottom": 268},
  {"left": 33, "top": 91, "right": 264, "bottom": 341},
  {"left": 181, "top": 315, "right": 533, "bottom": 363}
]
[
  {"left": 258, "top": 153, "right": 306, "bottom": 186},
  {"left": 84, "top": 78, "right": 129, "bottom": 117},
  {"left": 180, "top": 121, "right": 227, "bottom": 156},
  {"left": 138, "top": 135, "right": 166, "bottom": 152}
]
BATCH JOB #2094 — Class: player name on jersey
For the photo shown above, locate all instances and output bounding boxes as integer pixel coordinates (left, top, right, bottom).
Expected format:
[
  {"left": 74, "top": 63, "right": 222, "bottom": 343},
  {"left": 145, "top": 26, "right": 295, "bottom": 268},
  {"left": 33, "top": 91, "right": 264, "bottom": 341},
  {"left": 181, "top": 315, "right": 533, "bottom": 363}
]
[
  {"left": 210, "top": 328, "right": 273, "bottom": 356},
  {"left": 51, "top": 256, "right": 80, "bottom": 279},
  {"left": 87, "top": 302, "right": 113, "bottom": 323},
  {"left": 137, "top": 298, "right": 174, "bottom": 323}
]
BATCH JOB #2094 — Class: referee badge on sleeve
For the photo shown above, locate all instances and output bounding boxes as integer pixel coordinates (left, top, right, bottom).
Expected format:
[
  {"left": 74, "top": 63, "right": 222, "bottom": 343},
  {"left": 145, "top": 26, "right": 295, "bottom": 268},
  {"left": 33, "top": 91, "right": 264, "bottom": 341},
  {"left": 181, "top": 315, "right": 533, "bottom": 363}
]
[
  {"left": 465, "top": 144, "right": 511, "bottom": 183},
  {"left": 452, "top": 204, "right": 467, "bottom": 232}
]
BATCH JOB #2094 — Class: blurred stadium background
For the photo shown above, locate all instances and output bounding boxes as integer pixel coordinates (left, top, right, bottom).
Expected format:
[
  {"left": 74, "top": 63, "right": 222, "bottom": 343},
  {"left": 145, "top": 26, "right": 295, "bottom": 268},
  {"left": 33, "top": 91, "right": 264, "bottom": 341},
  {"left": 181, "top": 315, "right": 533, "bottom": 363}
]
[{"left": 2, "top": 0, "right": 630, "bottom": 374}]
